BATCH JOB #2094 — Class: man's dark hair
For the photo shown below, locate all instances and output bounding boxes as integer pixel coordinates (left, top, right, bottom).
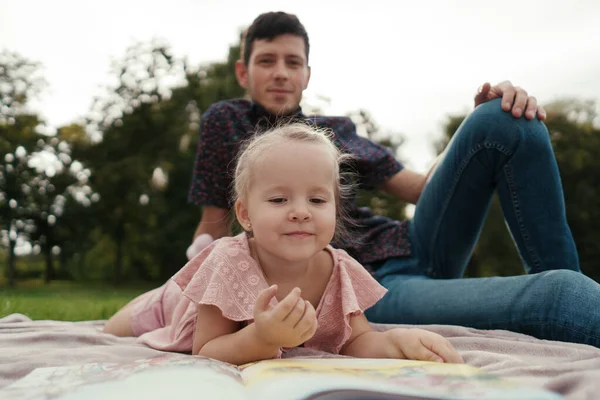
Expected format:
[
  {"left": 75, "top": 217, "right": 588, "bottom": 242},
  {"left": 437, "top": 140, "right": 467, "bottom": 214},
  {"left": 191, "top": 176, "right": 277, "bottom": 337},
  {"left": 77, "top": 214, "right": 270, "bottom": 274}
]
[{"left": 242, "top": 12, "right": 310, "bottom": 66}]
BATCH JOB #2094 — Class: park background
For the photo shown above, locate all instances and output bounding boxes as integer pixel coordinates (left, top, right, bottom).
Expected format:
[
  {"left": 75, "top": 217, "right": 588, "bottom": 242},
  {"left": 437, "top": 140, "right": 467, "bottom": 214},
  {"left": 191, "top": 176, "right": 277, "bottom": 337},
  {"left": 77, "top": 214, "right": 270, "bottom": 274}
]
[{"left": 1, "top": 0, "right": 600, "bottom": 320}]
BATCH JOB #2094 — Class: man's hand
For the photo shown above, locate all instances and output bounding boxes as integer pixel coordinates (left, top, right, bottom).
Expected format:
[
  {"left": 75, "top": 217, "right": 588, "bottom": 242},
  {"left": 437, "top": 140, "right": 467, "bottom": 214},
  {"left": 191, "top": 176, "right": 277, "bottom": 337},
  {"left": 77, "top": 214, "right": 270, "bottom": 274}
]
[
  {"left": 385, "top": 328, "right": 464, "bottom": 364},
  {"left": 474, "top": 81, "right": 546, "bottom": 121},
  {"left": 252, "top": 286, "right": 318, "bottom": 348},
  {"left": 186, "top": 233, "right": 214, "bottom": 260}
]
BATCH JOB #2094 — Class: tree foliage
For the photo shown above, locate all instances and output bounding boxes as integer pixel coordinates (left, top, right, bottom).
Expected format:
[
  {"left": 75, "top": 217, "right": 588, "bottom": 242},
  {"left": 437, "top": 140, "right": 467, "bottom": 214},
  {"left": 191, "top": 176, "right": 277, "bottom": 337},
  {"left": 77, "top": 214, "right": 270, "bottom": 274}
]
[
  {"left": 3, "top": 41, "right": 599, "bottom": 288},
  {"left": 1, "top": 51, "right": 94, "bottom": 287}
]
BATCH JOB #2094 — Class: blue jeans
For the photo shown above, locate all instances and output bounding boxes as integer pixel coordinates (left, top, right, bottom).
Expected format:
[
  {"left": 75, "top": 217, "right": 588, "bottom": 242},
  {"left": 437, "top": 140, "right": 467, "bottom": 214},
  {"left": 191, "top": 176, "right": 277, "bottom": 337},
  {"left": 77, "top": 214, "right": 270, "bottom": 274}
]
[{"left": 365, "top": 98, "right": 600, "bottom": 347}]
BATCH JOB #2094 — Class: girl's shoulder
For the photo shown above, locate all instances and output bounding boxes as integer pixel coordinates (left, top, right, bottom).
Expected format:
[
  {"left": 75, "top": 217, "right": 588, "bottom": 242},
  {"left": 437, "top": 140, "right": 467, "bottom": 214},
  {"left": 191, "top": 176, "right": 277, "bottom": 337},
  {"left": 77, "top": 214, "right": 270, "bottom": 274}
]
[
  {"left": 326, "top": 245, "right": 388, "bottom": 305},
  {"left": 327, "top": 246, "right": 370, "bottom": 274},
  {"left": 171, "top": 233, "right": 268, "bottom": 321},
  {"left": 173, "top": 233, "right": 253, "bottom": 281}
]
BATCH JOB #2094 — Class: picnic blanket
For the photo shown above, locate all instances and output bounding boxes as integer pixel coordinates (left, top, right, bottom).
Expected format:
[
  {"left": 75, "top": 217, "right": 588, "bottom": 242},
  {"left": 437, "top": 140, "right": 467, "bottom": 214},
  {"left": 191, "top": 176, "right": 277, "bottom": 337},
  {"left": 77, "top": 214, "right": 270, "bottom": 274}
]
[{"left": 1, "top": 313, "right": 599, "bottom": 399}]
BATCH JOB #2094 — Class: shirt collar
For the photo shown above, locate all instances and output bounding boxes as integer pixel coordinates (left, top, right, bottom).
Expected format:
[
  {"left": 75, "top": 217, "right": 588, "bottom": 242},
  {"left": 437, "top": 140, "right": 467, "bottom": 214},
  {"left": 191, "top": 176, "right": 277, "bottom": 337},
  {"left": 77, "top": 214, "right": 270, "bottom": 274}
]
[{"left": 249, "top": 102, "right": 306, "bottom": 128}]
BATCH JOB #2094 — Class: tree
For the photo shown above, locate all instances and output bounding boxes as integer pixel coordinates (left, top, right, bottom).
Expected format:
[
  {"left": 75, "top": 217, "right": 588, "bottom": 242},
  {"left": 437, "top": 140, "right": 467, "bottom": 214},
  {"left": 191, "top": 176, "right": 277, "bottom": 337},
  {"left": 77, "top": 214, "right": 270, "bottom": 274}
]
[
  {"left": 0, "top": 129, "right": 37, "bottom": 286},
  {"left": 52, "top": 124, "right": 98, "bottom": 279},
  {"left": 0, "top": 50, "right": 47, "bottom": 286},
  {"left": 184, "top": 41, "right": 245, "bottom": 110},
  {"left": 546, "top": 99, "right": 600, "bottom": 282},
  {"left": 80, "top": 40, "right": 182, "bottom": 282},
  {"left": 0, "top": 50, "right": 46, "bottom": 121},
  {"left": 26, "top": 135, "right": 97, "bottom": 282},
  {"left": 145, "top": 41, "right": 246, "bottom": 280},
  {"left": 1, "top": 51, "right": 95, "bottom": 286},
  {"left": 80, "top": 38, "right": 242, "bottom": 282}
]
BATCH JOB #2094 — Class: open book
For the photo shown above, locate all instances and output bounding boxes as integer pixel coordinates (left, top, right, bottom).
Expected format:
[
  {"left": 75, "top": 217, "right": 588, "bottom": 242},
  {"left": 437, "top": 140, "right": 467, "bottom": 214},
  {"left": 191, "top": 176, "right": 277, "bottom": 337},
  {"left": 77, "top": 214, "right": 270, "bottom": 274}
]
[{"left": 2, "top": 353, "right": 561, "bottom": 400}]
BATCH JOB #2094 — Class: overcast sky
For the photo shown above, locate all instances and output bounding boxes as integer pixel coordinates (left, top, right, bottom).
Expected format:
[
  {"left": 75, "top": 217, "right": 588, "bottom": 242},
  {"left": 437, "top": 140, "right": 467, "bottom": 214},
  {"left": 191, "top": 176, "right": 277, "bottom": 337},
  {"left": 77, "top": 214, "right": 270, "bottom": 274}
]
[{"left": 1, "top": 0, "right": 599, "bottom": 171}]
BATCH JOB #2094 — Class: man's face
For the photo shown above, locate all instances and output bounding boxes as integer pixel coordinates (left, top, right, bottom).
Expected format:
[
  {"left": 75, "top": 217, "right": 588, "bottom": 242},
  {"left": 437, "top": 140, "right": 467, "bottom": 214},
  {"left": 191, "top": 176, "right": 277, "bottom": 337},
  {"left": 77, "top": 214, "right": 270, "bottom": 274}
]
[{"left": 236, "top": 34, "right": 311, "bottom": 115}]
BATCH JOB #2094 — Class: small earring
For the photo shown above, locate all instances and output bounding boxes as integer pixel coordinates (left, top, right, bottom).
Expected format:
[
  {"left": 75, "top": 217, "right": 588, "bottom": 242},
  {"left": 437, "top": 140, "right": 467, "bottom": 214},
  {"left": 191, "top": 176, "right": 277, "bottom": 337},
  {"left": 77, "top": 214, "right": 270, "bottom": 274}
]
[{"left": 245, "top": 222, "right": 253, "bottom": 238}]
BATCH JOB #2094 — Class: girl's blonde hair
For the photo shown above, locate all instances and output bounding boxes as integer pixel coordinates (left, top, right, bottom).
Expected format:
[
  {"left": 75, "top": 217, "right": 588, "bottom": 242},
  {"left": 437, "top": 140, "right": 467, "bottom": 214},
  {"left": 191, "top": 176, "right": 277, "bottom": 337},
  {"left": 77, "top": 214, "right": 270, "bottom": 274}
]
[{"left": 233, "top": 122, "right": 355, "bottom": 243}]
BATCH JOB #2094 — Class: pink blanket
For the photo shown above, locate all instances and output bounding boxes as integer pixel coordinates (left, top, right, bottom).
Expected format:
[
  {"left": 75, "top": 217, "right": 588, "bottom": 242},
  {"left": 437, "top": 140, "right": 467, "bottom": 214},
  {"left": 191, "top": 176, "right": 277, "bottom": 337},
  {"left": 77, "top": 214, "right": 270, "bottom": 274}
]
[{"left": 1, "top": 313, "right": 599, "bottom": 399}]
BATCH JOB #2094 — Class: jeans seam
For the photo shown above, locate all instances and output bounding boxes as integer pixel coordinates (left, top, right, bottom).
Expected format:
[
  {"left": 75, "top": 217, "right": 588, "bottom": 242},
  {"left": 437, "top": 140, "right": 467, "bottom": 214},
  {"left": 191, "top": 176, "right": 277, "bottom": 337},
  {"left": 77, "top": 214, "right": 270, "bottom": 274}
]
[
  {"left": 503, "top": 163, "right": 542, "bottom": 270},
  {"left": 427, "top": 141, "right": 514, "bottom": 277}
]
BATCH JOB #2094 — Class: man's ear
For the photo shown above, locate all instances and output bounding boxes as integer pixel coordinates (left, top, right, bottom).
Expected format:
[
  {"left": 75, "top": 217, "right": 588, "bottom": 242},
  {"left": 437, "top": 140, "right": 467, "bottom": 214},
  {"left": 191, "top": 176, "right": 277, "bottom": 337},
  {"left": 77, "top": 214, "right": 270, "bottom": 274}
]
[
  {"left": 235, "top": 60, "right": 249, "bottom": 89},
  {"left": 235, "top": 199, "right": 251, "bottom": 231},
  {"left": 303, "top": 65, "right": 311, "bottom": 90}
]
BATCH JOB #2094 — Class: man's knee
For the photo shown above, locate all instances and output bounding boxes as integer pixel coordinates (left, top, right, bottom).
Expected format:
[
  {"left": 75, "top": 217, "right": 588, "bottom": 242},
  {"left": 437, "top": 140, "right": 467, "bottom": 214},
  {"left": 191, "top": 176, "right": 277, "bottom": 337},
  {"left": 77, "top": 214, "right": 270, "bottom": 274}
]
[
  {"left": 528, "top": 270, "right": 600, "bottom": 344},
  {"left": 538, "top": 269, "right": 582, "bottom": 291},
  {"left": 533, "top": 270, "right": 591, "bottom": 317},
  {"left": 458, "top": 98, "right": 550, "bottom": 154}
]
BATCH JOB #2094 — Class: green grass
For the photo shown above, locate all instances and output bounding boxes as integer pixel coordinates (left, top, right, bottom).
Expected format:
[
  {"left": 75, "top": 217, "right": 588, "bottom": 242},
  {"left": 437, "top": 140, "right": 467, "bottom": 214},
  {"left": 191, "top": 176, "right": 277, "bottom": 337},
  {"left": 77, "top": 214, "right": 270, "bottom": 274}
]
[{"left": 0, "top": 280, "right": 158, "bottom": 321}]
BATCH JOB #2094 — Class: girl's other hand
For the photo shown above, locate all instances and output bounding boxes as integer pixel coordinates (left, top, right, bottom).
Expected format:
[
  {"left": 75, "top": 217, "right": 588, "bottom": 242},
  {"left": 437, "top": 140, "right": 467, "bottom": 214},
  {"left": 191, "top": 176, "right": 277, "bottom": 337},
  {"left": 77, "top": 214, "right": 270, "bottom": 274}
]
[
  {"left": 253, "top": 285, "right": 318, "bottom": 348},
  {"left": 386, "top": 328, "right": 464, "bottom": 364}
]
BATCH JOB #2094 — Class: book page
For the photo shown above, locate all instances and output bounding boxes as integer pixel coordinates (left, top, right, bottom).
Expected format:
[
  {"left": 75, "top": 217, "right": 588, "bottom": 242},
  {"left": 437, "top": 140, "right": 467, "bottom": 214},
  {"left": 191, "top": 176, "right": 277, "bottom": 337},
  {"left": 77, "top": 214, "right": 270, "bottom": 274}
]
[
  {"left": 239, "top": 358, "right": 562, "bottom": 400},
  {"left": 2, "top": 354, "right": 247, "bottom": 400}
]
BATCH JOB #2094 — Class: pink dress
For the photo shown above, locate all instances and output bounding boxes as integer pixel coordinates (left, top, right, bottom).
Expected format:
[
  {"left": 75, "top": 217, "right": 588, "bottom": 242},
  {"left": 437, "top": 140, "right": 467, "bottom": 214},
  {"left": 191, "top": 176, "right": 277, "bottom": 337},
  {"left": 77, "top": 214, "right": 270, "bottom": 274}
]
[{"left": 130, "top": 233, "right": 387, "bottom": 356}]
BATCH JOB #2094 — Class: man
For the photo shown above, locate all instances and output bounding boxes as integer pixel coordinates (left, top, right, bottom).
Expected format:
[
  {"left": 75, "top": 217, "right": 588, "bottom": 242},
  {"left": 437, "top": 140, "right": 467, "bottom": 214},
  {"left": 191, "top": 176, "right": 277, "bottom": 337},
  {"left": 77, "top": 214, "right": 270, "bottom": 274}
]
[{"left": 187, "top": 12, "right": 600, "bottom": 347}]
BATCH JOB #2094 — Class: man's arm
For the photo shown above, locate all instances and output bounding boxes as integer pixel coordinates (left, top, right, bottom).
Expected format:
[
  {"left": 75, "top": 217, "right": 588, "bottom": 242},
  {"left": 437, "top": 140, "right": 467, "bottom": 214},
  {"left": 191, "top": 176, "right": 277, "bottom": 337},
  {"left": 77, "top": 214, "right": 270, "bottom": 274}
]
[
  {"left": 193, "top": 206, "right": 231, "bottom": 241},
  {"left": 380, "top": 168, "right": 428, "bottom": 205},
  {"left": 188, "top": 102, "right": 239, "bottom": 242}
]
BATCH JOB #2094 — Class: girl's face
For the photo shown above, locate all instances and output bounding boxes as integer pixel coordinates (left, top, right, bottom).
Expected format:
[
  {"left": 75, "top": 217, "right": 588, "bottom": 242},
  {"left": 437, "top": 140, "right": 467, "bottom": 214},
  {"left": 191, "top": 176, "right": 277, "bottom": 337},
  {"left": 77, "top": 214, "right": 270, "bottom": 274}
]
[{"left": 236, "top": 141, "right": 337, "bottom": 263}]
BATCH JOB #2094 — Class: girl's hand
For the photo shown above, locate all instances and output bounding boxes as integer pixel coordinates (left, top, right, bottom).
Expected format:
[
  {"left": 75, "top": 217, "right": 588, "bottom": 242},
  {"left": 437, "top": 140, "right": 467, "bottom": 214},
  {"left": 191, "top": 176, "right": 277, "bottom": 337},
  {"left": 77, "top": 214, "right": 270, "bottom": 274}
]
[
  {"left": 386, "top": 328, "right": 464, "bottom": 364},
  {"left": 252, "top": 285, "right": 318, "bottom": 348}
]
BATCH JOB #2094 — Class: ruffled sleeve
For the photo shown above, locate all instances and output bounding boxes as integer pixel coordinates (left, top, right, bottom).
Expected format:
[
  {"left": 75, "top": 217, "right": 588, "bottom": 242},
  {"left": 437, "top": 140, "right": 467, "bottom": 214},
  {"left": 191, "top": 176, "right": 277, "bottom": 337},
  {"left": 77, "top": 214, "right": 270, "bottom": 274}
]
[
  {"left": 304, "top": 248, "right": 387, "bottom": 354},
  {"left": 336, "top": 250, "right": 389, "bottom": 316},
  {"left": 171, "top": 234, "right": 273, "bottom": 322}
]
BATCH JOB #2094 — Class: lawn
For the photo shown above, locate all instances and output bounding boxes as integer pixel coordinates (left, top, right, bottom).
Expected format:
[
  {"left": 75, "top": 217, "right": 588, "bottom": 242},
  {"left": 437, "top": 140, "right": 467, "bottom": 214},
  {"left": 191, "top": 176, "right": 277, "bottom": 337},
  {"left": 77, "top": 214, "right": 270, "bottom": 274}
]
[{"left": 0, "top": 280, "right": 157, "bottom": 321}]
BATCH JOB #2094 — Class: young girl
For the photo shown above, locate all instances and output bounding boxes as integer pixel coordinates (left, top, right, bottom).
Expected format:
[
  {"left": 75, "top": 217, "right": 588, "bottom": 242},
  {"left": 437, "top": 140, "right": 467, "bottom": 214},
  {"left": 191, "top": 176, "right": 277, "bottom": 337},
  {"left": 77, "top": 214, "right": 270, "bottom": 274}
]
[{"left": 104, "top": 123, "right": 463, "bottom": 365}]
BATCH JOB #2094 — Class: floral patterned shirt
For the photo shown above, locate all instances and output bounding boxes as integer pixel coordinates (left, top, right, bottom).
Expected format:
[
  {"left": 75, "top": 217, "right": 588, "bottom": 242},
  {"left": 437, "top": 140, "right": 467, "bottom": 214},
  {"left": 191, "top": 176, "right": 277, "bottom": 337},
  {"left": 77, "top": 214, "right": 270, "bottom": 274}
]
[
  {"left": 135, "top": 234, "right": 387, "bottom": 355},
  {"left": 188, "top": 99, "right": 411, "bottom": 270}
]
